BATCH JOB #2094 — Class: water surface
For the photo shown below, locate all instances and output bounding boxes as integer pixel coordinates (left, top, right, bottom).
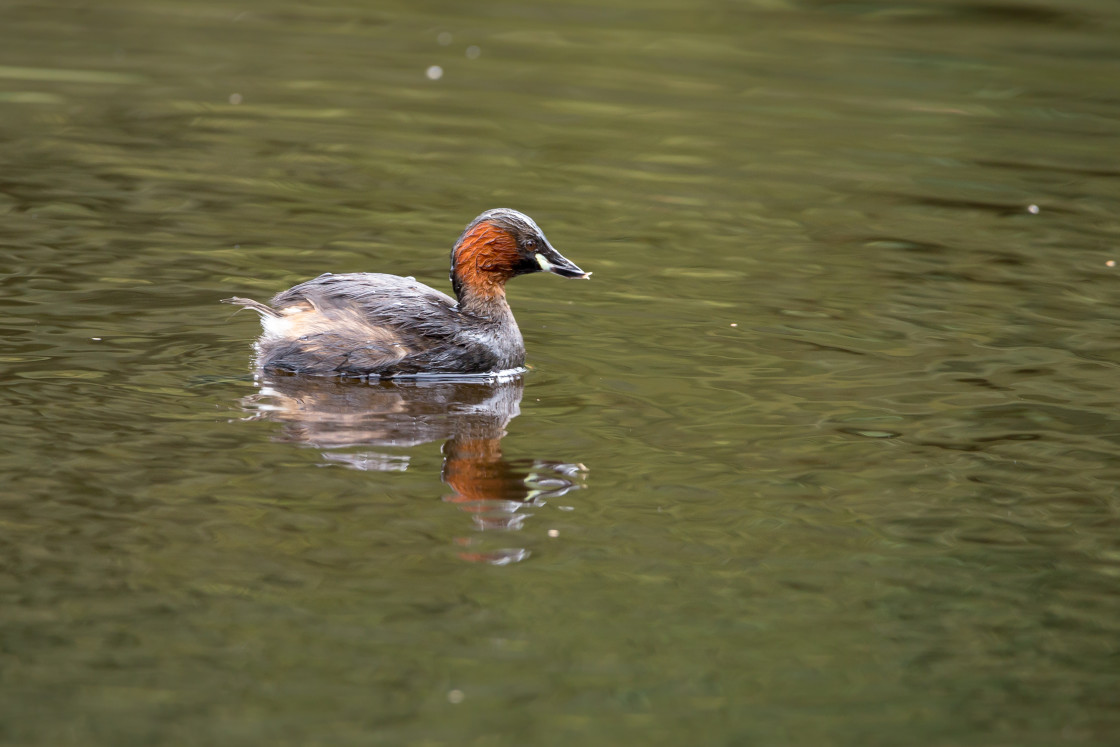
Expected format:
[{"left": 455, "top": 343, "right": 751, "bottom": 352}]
[{"left": 2, "top": 0, "right": 1120, "bottom": 744}]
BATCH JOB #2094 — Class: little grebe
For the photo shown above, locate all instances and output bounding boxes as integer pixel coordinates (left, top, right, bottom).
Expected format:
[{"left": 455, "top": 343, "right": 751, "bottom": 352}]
[{"left": 223, "top": 208, "right": 589, "bottom": 377}]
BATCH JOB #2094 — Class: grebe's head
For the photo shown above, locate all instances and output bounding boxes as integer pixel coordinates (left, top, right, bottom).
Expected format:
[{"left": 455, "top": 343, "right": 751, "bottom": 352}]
[{"left": 451, "top": 208, "right": 588, "bottom": 301}]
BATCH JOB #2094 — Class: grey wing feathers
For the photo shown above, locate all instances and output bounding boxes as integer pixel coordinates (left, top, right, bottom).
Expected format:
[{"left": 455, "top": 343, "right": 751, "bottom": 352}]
[
  {"left": 270, "top": 273, "right": 457, "bottom": 311},
  {"left": 236, "top": 273, "right": 481, "bottom": 377}
]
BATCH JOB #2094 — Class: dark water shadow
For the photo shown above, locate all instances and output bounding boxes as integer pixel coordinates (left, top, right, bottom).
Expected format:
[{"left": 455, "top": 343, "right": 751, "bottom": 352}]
[{"left": 238, "top": 375, "right": 587, "bottom": 565}]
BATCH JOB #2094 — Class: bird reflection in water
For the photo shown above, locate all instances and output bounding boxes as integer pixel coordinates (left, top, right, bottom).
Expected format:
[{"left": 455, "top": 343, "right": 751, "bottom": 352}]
[{"left": 239, "top": 375, "right": 586, "bottom": 564}]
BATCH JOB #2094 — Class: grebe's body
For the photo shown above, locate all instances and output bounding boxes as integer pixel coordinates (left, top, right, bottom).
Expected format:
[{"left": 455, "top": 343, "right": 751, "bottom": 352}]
[
  {"left": 223, "top": 209, "right": 588, "bottom": 378},
  {"left": 236, "top": 271, "right": 523, "bottom": 377}
]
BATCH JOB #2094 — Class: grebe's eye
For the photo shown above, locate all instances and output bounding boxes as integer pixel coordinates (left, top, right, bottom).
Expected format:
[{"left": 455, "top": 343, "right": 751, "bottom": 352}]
[{"left": 523, "top": 237, "right": 537, "bottom": 250}]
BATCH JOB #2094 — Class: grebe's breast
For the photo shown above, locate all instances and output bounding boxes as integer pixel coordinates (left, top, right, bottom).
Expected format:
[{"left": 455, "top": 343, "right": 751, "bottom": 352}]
[{"left": 256, "top": 273, "right": 524, "bottom": 377}]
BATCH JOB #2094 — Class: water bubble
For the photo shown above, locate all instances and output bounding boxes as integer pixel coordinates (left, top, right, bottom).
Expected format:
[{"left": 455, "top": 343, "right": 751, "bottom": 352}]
[
  {"left": 548, "top": 529, "right": 559, "bottom": 538},
  {"left": 1107, "top": 260, "right": 1116, "bottom": 268},
  {"left": 1027, "top": 204, "right": 1040, "bottom": 214},
  {"left": 466, "top": 45, "right": 481, "bottom": 59},
  {"left": 229, "top": 93, "right": 243, "bottom": 105},
  {"left": 437, "top": 32, "right": 452, "bottom": 46},
  {"left": 447, "top": 689, "right": 464, "bottom": 704},
  {"left": 426, "top": 65, "right": 443, "bottom": 81}
]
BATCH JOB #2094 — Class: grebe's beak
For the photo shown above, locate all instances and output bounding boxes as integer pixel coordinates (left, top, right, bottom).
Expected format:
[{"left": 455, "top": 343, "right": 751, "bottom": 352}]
[{"left": 534, "top": 244, "right": 590, "bottom": 279}]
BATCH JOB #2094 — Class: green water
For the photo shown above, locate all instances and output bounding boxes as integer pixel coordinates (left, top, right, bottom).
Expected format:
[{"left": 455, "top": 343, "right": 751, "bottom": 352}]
[{"left": 3, "top": 0, "right": 1120, "bottom": 744}]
